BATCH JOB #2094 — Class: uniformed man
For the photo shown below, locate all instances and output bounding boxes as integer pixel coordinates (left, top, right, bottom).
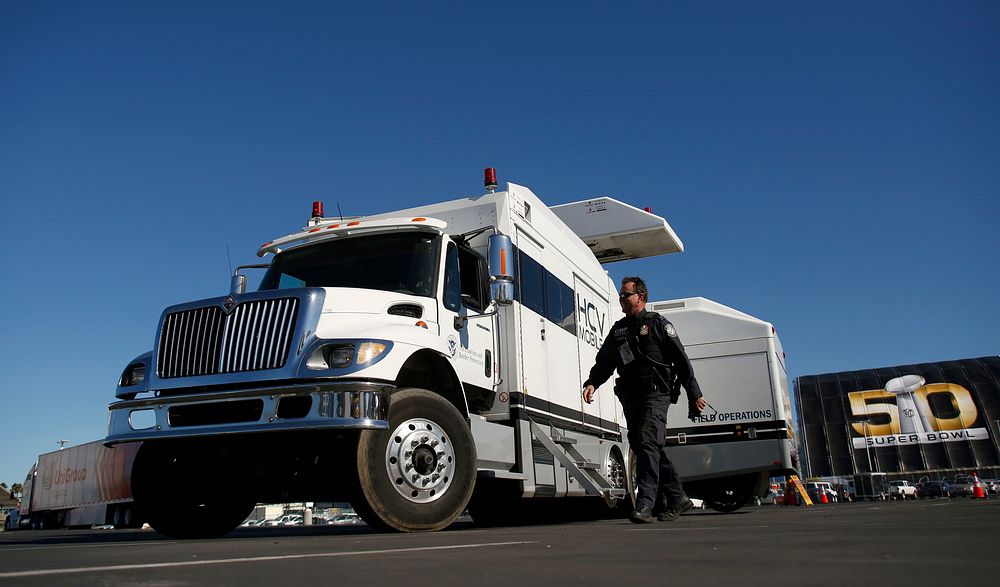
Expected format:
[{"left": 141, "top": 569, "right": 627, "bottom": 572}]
[{"left": 583, "top": 276, "right": 706, "bottom": 523}]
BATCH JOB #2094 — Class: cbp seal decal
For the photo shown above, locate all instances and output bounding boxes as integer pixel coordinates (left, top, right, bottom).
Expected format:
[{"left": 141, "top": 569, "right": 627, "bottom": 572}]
[
  {"left": 447, "top": 335, "right": 458, "bottom": 357},
  {"left": 665, "top": 324, "right": 677, "bottom": 337}
]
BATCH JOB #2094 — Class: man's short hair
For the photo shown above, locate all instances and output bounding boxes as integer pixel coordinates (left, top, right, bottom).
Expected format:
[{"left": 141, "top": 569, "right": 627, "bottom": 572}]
[{"left": 621, "top": 276, "right": 648, "bottom": 300}]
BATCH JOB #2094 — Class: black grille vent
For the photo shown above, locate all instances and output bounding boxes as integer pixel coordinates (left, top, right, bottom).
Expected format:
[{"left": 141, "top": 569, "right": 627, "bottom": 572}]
[
  {"left": 157, "top": 298, "right": 298, "bottom": 378},
  {"left": 388, "top": 303, "right": 423, "bottom": 319}
]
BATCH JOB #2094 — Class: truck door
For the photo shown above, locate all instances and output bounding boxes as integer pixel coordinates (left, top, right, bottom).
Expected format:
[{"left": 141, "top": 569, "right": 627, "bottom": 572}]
[
  {"left": 440, "top": 241, "right": 497, "bottom": 413},
  {"left": 514, "top": 232, "right": 548, "bottom": 401},
  {"left": 575, "top": 277, "right": 616, "bottom": 431}
]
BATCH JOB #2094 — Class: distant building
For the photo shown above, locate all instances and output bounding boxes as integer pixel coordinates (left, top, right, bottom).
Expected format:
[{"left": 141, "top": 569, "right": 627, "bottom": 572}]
[{"left": 795, "top": 356, "right": 1000, "bottom": 480}]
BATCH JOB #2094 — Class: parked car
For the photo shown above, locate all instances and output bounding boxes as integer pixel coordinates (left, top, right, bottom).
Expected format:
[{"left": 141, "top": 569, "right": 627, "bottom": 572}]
[
  {"left": 2, "top": 507, "right": 21, "bottom": 531},
  {"left": 330, "top": 513, "right": 364, "bottom": 526},
  {"left": 981, "top": 479, "right": 1000, "bottom": 494},
  {"left": 889, "top": 480, "right": 918, "bottom": 500},
  {"left": 760, "top": 488, "right": 784, "bottom": 505},
  {"left": 918, "top": 480, "right": 954, "bottom": 499},
  {"left": 263, "top": 514, "right": 304, "bottom": 526},
  {"left": 804, "top": 482, "right": 838, "bottom": 503},
  {"left": 951, "top": 476, "right": 976, "bottom": 497}
]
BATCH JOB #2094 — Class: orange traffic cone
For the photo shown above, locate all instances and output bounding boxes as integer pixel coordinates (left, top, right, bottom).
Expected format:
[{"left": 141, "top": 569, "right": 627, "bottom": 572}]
[
  {"left": 782, "top": 479, "right": 798, "bottom": 505},
  {"left": 783, "top": 487, "right": 798, "bottom": 506},
  {"left": 972, "top": 472, "right": 987, "bottom": 499},
  {"left": 819, "top": 490, "right": 829, "bottom": 504}
]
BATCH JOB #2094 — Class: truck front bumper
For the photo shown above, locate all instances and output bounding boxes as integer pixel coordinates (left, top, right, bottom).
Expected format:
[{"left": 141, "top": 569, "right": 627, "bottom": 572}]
[{"left": 105, "top": 381, "right": 392, "bottom": 445}]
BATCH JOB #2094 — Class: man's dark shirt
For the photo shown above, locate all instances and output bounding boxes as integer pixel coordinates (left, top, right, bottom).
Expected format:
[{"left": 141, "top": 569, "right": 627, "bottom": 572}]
[{"left": 585, "top": 309, "right": 702, "bottom": 403}]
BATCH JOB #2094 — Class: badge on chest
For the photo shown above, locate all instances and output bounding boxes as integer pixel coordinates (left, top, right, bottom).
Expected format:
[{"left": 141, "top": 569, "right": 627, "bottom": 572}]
[{"left": 617, "top": 343, "right": 635, "bottom": 365}]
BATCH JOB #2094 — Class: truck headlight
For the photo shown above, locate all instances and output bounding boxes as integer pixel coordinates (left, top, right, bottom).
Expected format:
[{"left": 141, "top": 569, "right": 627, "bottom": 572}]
[
  {"left": 323, "top": 345, "right": 356, "bottom": 368},
  {"left": 120, "top": 362, "right": 146, "bottom": 387},
  {"left": 307, "top": 340, "right": 392, "bottom": 370}
]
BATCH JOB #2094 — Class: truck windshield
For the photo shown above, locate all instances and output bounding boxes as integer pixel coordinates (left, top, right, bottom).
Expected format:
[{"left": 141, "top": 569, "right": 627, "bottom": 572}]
[{"left": 259, "top": 232, "right": 440, "bottom": 297}]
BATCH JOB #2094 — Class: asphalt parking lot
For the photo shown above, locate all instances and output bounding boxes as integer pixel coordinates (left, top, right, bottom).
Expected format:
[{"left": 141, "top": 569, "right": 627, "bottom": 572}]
[{"left": 1, "top": 499, "right": 998, "bottom": 586}]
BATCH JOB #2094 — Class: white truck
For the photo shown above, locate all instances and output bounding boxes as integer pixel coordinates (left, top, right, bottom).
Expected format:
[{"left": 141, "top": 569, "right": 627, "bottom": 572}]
[
  {"left": 648, "top": 298, "right": 795, "bottom": 511},
  {"left": 888, "top": 480, "right": 918, "bottom": 500},
  {"left": 105, "top": 170, "right": 795, "bottom": 537}
]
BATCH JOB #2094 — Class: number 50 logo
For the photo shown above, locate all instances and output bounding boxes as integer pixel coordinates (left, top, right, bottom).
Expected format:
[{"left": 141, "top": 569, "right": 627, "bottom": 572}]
[{"left": 849, "top": 383, "right": 979, "bottom": 436}]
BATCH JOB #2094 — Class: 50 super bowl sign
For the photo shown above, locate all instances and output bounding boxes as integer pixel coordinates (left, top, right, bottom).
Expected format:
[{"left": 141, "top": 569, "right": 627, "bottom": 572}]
[{"left": 849, "top": 375, "right": 990, "bottom": 449}]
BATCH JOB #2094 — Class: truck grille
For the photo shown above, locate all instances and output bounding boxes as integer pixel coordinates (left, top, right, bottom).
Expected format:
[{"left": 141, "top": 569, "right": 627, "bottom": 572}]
[{"left": 157, "top": 298, "right": 299, "bottom": 378}]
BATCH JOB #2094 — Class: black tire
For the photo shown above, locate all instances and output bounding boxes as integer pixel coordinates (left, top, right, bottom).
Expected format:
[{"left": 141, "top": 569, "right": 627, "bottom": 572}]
[
  {"left": 608, "top": 447, "right": 633, "bottom": 514},
  {"left": 132, "top": 441, "right": 255, "bottom": 539},
  {"left": 141, "top": 500, "right": 254, "bottom": 539},
  {"left": 616, "top": 449, "right": 638, "bottom": 515},
  {"left": 704, "top": 483, "right": 752, "bottom": 513},
  {"left": 351, "top": 388, "right": 476, "bottom": 532},
  {"left": 123, "top": 506, "right": 137, "bottom": 529}
]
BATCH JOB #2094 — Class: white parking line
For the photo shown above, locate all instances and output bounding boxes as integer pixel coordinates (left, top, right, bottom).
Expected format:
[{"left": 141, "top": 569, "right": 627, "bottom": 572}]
[{"left": 0, "top": 541, "right": 535, "bottom": 579}]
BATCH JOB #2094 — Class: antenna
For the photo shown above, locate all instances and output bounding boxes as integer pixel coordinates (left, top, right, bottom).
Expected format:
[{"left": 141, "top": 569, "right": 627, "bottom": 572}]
[
  {"left": 226, "top": 244, "right": 233, "bottom": 275},
  {"left": 57, "top": 439, "right": 68, "bottom": 450},
  {"left": 336, "top": 202, "right": 344, "bottom": 221}
]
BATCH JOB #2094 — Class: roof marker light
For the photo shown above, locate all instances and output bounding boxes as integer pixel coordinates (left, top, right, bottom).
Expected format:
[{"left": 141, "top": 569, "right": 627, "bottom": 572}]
[
  {"left": 312, "top": 201, "right": 325, "bottom": 218},
  {"left": 484, "top": 168, "right": 497, "bottom": 192},
  {"left": 308, "top": 227, "right": 322, "bottom": 233},
  {"left": 643, "top": 207, "right": 653, "bottom": 213},
  {"left": 347, "top": 221, "right": 360, "bottom": 227},
  {"left": 412, "top": 217, "right": 426, "bottom": 222}
]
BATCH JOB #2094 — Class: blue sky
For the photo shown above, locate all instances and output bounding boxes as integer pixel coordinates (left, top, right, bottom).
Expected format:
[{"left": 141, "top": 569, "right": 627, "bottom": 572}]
[{"left": 1, "top": 1, "right": 997, "bottom": 487}]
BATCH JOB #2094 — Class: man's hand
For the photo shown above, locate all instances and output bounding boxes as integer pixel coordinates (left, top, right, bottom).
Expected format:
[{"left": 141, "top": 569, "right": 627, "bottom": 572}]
[
  {"left": 583, "top": 384, "right": 596, "bottom": 404},
  {"left": 688, "top": 396, "right": 707, "bottom": 420}
]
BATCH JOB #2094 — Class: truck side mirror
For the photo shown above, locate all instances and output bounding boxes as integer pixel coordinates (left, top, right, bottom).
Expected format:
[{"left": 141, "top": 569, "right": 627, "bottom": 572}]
[
  {"left": 488, "top": 234, "right": 515, "bottom": 307},
  {"left": 231, "top": 274, "right": 247, "bottom": 295}
]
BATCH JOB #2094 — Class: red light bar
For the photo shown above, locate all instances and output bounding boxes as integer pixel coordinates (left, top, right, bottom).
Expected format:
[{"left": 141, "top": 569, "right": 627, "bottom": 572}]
[
  {"left": 312, "top": 201, "right": 325, "bottom": 218},
  {"left": 484, "top": 168, "right": 498, "bottom": 191}
]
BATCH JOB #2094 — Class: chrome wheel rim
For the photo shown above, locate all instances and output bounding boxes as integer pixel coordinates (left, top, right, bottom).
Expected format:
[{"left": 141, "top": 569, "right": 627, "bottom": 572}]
[{"left": 384, "top": 417, "right": 455, "bottom": 503}]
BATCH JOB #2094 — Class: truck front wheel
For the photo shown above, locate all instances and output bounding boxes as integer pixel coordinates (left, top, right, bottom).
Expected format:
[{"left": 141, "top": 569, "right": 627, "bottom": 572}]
[
  {"left": 132, "top": 442, "right": 255, "bottom": 539},
  {"left": 351, "top": 388, "right": 476, "bottom": 532}
]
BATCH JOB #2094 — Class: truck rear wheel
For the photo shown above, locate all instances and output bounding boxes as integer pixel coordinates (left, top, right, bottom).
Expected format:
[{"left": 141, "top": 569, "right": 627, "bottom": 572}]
[
  {"left": 351, "top": 388, "right": 476, "bottom": 532},
  {"left": 702, "top": 477, "right": 755, "bottom": 513},
  {"left": 614, "top": 449, "right": 637, "bottom": 515}
]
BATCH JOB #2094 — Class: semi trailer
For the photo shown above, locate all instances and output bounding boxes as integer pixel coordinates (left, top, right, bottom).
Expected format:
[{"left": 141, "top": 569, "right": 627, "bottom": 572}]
[{"left": 16, "top": 440, "right": 142, "bottom": 529}]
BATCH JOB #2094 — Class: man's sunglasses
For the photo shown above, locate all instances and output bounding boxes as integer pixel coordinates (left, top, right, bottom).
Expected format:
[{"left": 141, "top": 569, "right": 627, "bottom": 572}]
[{"left": 618, "top": 292, "right": 639, "bottom": 300}]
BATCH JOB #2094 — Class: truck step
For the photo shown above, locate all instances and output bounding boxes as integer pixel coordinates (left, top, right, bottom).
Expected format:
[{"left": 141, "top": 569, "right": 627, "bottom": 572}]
[
  {"left": 575, "top": 461, "right": 599, "bottom": 470},
  {"left": 551, "top": 434, "right": 576, "bottom": 445}
]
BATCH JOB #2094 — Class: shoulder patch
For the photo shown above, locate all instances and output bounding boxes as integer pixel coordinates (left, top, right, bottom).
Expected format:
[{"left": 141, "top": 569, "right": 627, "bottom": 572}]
[{"left": 665, "top": 323, "right": 677, "bottom": 337}]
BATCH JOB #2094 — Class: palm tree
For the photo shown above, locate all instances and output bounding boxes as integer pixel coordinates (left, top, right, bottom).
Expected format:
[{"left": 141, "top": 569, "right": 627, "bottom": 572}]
[{"left": 11, "top": 483, "right": 23, "bottom": 499}]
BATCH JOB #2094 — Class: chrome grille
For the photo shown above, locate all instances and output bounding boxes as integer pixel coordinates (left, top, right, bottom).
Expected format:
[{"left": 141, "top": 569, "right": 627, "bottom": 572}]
[{"left": 157, "top": 298, "right": 299, "bottom": 378}]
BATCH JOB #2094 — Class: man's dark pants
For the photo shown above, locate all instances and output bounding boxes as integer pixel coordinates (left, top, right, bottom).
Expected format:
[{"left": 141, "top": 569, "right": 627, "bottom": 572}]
[{"left": 621, "top": 390, "right": 683, "bottom": 511}]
